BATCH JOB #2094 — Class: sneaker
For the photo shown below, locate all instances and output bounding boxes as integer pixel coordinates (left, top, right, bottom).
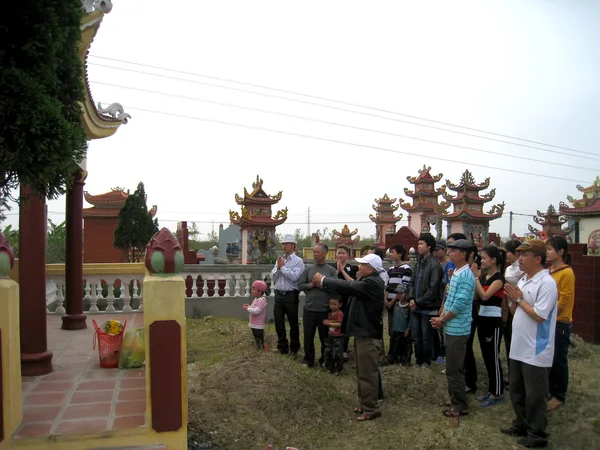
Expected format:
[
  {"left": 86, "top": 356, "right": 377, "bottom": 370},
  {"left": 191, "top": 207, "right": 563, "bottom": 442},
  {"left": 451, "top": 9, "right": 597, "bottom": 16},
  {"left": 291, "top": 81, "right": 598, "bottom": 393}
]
[
  {"left": 422, "top": 363, "right": 431, "bottom": 369},
  {"left": 481, "top": 395, "right": 505, "bottom": 407},
  {"left": 441, "top": 369, "right": 446, "bottom": 375},
  {"left": 414, "top": 363, "right": 422, "bottom": 369},
  {"left": 435, "top": 356, "right": 446, "bottom": 365},
  {"left": 343, "top": 352, "right": 349, "bottom": 362},
  {"left": 290, "top": 352, "right": 298, "bottom": 359},
  {"left": 500, "top": 426, "right": 527, "bottom": 437},
  {"left": 477, "top": 392, "right": 491, "bottom": 402},
  {"left": 517, "top": 436, "right": 548, "bottom": 448}
]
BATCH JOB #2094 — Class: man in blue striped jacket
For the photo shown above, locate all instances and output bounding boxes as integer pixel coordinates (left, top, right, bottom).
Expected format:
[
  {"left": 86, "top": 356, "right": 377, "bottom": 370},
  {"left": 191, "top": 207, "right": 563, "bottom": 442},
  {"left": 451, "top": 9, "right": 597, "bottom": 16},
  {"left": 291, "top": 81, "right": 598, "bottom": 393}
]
[{"left": 431, "top": 239, "right": 475, "bottom": 418}]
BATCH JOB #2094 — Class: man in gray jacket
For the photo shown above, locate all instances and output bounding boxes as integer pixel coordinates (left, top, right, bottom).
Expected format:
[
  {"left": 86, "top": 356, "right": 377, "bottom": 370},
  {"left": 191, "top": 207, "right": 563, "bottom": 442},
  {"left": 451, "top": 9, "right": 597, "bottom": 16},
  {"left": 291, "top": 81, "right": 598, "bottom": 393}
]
[{"left": 298, "top": 243, "right": 337, "bottom": 367}]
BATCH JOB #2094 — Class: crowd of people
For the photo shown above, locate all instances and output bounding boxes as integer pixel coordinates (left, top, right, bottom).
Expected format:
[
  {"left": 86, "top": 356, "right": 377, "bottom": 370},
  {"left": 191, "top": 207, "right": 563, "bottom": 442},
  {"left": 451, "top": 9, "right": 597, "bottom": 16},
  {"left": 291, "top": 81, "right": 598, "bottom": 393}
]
[{"left": 242, "top": 232, "right": 575, "bottom": 448}]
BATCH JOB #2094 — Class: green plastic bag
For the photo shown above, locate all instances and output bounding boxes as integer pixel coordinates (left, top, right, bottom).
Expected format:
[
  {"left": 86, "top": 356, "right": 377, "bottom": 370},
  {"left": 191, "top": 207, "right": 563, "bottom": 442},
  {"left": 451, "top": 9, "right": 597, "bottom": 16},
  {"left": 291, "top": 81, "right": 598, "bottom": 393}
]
[{"left": 118, "top": 328, "right": 145, "bottom": 369}]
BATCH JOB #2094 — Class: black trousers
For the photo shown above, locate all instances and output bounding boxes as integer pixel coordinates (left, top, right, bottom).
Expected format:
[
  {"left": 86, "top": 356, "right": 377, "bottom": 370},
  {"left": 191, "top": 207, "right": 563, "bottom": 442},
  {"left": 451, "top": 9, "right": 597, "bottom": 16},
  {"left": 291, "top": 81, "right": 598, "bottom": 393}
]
[
  {"left": 549, "top": 322, "right": 572, "bottom": 403},
  {"left": 504, "top": 311, "right": 513, "bottom": 379},
  {"left": 446, "top": 334, "right": 470, "bottom": 413},
  {"left": 302, "top": 309, "right": 328, "bottom": 366},
  {"left": 250, "top": 328, "right": 264, "bottom": 350},
  {"left": 478, "top": 316, "right": 504, "bottom": 396},
  {"left": 273, "top": 290, "right": 300, "bottom": 354},
  {"left": 464, "top": 314, "right": 478, "bottom": 391},
  {"left": 510, "top": 359, "right": 549, "bottom": 444},
  {"left": 388, "top": 331, "right": 412, "bottom": 365},
  {"left": 324, "top": 335, "right": 344, "bottom": 373}
]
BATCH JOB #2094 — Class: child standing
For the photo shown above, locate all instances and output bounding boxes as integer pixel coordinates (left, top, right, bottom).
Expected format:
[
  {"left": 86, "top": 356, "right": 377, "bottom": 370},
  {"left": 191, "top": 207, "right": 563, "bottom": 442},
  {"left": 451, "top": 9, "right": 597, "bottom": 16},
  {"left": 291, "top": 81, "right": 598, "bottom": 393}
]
[
  {"left": 390, "top": 284, "right": 412, "bottom": 366},
  {"left": 322, "top": 295, "right": 344, "bottom": 375},
  {"left": 243, "top": 280, "right": 268, "bottom": 350}
]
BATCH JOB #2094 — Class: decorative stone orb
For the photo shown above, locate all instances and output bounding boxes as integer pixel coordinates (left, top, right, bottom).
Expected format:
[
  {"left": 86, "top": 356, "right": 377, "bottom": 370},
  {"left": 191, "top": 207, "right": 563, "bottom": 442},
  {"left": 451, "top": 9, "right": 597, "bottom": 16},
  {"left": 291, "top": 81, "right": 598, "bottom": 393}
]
[
  {"left": 144, "top": 228, "right": 184, "bottom": 276},
  {"left": 0, "top": 232, "right": 15, "bottom": 278},
  {"left": 409, "top": 247, "right": 415, "bottom": 255}
]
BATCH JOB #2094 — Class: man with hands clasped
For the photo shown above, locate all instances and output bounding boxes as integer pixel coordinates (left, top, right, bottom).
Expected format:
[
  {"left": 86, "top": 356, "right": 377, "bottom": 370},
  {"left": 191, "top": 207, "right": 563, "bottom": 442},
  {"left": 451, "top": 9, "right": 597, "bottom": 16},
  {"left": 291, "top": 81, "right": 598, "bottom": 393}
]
[
  {"left": 431, "top": 239, "right": 475, "bottom": 418},
  {"left": 500, "top": 239, "right": 557, "bottom": 449}
]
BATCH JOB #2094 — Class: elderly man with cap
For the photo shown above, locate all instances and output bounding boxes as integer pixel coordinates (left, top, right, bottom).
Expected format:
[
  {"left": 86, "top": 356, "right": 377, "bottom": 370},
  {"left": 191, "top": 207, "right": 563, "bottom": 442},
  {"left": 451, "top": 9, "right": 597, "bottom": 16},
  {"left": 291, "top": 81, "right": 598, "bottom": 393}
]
[
  {"left": 431, "top": 239, "right": 475, "bottom": 418},
  {"left": 271, "top": 234, "right": 305, "bottom": 356},
  {"left": 312, "top": 253, "right": 385, "bottom": 421},
  {"left": 501, "top": 239, "right": 557, "bottom": 449}
]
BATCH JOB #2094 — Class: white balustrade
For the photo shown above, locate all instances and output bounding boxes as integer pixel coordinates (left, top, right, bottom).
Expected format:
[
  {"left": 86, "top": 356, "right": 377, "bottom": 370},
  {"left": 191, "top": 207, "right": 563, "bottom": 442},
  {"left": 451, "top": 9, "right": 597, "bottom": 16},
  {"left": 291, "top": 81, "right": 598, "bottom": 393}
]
[
  {"left": 122, "top": 278, "right": 132, "bottom": 313},
  {"left": 54, "top": 278, "right": 66, "bottom": 314}
]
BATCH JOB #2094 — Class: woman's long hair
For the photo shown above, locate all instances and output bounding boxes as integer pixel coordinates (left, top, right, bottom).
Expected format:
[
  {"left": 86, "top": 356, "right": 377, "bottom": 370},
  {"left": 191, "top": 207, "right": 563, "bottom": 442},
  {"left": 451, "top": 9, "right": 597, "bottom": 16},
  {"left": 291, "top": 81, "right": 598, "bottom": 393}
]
[{"left": 548, "top": 235, "right": 571, "bottom": 265}]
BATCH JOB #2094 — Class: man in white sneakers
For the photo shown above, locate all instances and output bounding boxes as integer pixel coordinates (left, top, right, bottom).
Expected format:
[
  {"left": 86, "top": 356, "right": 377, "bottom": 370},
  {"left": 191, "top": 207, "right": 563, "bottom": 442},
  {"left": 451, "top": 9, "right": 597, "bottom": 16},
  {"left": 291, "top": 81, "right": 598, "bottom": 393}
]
[{"left": 502, "top": 239, "right": 558, "bottom": 449}]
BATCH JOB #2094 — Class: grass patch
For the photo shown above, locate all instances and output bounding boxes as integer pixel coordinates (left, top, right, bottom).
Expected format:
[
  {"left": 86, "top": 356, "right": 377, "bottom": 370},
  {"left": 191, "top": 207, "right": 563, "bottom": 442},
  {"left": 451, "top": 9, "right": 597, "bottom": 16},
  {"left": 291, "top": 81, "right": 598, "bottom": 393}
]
[{"left": 187, "top": 317, "right": 600, "bottom": 449}]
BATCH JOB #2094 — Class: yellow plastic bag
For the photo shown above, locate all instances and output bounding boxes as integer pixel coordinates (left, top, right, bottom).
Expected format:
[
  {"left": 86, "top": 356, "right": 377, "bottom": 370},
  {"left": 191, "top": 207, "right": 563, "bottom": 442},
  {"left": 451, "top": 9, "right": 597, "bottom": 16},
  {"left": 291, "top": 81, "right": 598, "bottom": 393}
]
[{"left": 118, "top": 328, "right": 145, "bottom": 369}]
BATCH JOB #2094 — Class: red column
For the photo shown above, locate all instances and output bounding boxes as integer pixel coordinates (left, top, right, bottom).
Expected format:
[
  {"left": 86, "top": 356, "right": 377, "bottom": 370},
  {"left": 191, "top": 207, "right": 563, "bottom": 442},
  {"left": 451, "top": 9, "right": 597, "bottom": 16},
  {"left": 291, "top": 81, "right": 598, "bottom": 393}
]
[
  {"left": 62, "top": 169, "right": 87, "bottom": 330},
  {"left": 19, "top": 185, "right": 53, "bottom": 376}
]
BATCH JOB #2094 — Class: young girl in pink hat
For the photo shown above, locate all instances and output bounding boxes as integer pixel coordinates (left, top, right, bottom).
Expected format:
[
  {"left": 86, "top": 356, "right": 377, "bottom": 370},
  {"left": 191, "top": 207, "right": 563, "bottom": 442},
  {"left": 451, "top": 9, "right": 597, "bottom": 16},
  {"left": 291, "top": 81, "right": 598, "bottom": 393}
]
[{"left": 243, "top": 280, "right": 268, "bottom": 350}]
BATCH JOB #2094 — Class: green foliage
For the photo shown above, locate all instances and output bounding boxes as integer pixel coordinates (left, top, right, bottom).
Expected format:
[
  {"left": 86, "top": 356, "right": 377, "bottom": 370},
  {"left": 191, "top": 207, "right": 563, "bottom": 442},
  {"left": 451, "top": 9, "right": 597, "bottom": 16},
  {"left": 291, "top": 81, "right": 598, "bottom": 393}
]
[
  {"left": 113, "top": 182, "right": 159, "bottom": 262},
  {"left": 0, "top": 0, "right": 88, "bottom": 214},
  {"left": 46, "top": 219, "right": 66, "bottom": 263},
  {"left": 2, "top": 225, "right": 19, "bottom": 257}
]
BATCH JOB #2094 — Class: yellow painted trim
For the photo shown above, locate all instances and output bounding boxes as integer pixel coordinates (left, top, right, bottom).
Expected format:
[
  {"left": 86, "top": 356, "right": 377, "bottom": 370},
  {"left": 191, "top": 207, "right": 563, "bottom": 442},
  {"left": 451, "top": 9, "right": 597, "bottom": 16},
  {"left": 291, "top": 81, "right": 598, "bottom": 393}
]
[
  {"left": 45, "top": 263, "right": 146, "bottom": 277},
  {"left": 302, "top": 248, "right": 362, "bottom": 260},
  {"left": 9, "top": 259, "right": 18, "bottom": 283}
]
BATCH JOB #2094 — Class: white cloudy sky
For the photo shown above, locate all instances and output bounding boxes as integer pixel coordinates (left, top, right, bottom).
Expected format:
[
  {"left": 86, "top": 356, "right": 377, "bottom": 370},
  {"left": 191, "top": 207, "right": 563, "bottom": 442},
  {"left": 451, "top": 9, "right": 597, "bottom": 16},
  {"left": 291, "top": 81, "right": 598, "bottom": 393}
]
[{"left": 4, "top": 0, "right": 600, "bottom": 241}]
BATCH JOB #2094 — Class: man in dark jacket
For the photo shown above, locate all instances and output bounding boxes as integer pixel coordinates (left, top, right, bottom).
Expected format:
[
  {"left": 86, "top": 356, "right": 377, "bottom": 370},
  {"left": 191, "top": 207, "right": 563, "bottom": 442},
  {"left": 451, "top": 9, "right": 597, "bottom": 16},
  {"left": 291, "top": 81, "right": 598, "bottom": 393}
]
[
  {"left": 408, "top": 233, "right": 443, "bottom": 368},
  {"left": 312, "top": 253, "right": 385, "bottom": 421}
]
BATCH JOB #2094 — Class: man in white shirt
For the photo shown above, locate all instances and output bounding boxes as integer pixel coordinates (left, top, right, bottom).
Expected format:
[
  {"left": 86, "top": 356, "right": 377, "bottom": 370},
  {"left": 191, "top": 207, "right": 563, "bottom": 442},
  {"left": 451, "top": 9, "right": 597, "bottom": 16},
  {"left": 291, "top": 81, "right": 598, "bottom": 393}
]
[
  {"left": 271, "top": 234, "right": 305, "bottom": 356},
  {"left": 502, "top": 239, "right": 558, "bottom": 449}
]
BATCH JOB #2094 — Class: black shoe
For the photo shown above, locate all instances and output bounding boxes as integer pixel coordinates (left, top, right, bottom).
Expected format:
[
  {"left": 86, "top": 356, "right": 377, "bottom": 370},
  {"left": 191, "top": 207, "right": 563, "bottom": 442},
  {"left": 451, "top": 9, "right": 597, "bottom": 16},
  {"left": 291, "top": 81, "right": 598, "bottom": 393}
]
[
  {"left": 500, "top": 426, "right": 527, "bottom": 437},
  {"left": 517, "top": 437, "right": 548, "bottom": 448}
]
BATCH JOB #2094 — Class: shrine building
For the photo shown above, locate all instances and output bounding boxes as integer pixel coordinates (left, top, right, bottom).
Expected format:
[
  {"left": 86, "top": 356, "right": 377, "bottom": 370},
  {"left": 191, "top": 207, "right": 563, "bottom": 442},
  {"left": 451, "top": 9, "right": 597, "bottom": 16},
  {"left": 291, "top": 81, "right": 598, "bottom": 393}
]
[
  {"left": 528, "top": 204, "right": 571, "bottom": 240},
  {"left": 441, "top": 169, "right": 504, "bottom": 247},
  {"left": 370, "top": 194, "right": 403, "bottom": 248},
  {"left": 229, "top": 175, "right": 288, "bottom": 264},
  {"left": 560, "top": 176, "right": 600, "bottom": 251}
]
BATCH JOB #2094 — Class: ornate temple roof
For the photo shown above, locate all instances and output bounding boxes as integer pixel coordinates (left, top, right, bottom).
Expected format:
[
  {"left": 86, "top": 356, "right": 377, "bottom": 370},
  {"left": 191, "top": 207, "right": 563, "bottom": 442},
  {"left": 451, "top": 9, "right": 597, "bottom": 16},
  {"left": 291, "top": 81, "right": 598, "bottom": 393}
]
[
  {"left": 528, "top": 204, "right": 570, "bottom": 238},
  {"left": 370, "top": 194, "right": 403, "bottom": 224},
  {"left": 332, "top": 225, "right": 360, "bottom": 245},
  {"left": 560, "top": 198, "right": 600, "bottom": 216},
  {"left": 230, "top": 175, "right": 287, "bottom": 227},
  {"left": 446, "top": 170, "right": 490, "bottom": 191},
  {"left": 406, "top": 164, "right": 444, "bottom": 184},
  {"left": 84, "top": 188, "right": 128, "bottom": 206},
  {"left": 234, "top": 175, "right": 283, "bottom": 206},
  {"left": 442, "top": 188, "right": 497, "bottom": 204},
  {"left": 441, "top": 202, "right": 505, "bottom": 221},
  {"left": 80, "top": 2, "right": 131, "bottom": 139},
  {"left": 560, "top": 176, "right": 600, "bottom": 213},
  {"left": 83, "top": 188, "right": 157, "bottom": 218}
]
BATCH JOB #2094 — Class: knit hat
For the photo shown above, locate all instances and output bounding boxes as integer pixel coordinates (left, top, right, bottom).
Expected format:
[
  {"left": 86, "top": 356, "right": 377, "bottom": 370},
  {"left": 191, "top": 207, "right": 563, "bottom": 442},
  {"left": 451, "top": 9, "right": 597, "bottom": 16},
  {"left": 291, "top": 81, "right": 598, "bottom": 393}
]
[{"left": 252, "top": 280, "right": 268, "bottom": 293}]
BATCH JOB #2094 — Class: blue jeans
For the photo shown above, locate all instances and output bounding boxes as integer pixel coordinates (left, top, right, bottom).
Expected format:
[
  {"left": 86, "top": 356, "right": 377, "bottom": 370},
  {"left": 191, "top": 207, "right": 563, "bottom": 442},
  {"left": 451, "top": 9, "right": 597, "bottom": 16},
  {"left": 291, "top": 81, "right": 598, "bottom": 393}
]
[{"left": 410, "top": 311, "right": 433, "bottom": 365}]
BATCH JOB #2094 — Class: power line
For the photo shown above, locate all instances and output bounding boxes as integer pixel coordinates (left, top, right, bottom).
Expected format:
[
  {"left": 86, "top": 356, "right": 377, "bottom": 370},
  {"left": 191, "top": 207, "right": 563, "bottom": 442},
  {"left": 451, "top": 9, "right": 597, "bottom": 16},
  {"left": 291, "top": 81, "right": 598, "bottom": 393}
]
[
  {"left": 124, "top": 105, "right": 592, "bottom": 185},
  {"left": 90, "top": 80, "right": 600, "bottom": 171},
  {"left": 89, "top": 54, "right": 591, "bottom": 156},
  {"left": 87, "top": 62, "right": 598, "bottom": 161}
]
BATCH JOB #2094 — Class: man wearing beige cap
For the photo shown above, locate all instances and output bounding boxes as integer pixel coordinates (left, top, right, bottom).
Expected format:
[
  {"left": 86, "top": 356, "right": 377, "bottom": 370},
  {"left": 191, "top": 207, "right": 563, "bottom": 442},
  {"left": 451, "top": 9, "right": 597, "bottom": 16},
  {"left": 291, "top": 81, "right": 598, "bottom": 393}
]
[
  {"left": 501, "top": 239, "right": 557, "bottom": 449},
  {"left": 271, "top": 234, "right": 305, "bottom": 356}
]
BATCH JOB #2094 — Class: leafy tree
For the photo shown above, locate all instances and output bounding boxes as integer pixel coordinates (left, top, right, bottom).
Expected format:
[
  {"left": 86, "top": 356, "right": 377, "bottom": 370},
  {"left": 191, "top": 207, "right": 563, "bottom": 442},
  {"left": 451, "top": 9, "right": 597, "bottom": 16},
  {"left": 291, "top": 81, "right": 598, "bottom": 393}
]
[
  {"left": 0, "top": 0, "right": 88, "bottom": 214},
  {"left": 46, "top": 219, "right": 66, "bottom": 263},
  {"left": 206, "top": 230, "right": 218, "bottom": 247},
  {"left": 114, "top": 182, "right": 159, "bottom": 262},
  {"left": 1, "top": 225, "right": 19, "bottom": 257},
  {"left": 188, "top": 222, "right": 200, "bottom": 240}
]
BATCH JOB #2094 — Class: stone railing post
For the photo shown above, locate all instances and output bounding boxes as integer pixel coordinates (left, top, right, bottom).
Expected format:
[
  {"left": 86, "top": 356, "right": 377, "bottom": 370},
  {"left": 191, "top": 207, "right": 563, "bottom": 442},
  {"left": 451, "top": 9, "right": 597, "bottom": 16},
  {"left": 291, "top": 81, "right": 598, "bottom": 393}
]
[
  {"left": 143, "top": 228, "right": 187, "bottom": 448},
  {"left": 0, "top": 232, "right": 23, "bottom": 442}
]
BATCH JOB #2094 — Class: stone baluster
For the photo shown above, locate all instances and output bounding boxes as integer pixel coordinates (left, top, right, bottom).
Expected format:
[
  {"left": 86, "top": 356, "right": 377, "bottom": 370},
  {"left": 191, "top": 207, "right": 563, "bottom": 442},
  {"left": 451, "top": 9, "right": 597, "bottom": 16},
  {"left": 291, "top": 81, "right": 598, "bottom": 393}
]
[
  {"left": 122, "top": 278, "right": 132, "bottom": 313},
  {"left": 132, "top": 279, "right": 140, "bottom": 310},
  {"left": 201, "top": 276, "right": 209, "bottom": 298},
  {"left": 233, "top": 275, "right": 241, "bottom": 297},
  {"left": 54, "top": 279, "right": 66, "bottom": 314},
  {"left": 138, "top": 282, "right": 144, "bottom": 312},
  {"left": 191, "top": 275, "right": 198, "bottom": 298},
  {"left": 106, "top": 280, "right": 116, "bottom": 312},
  {"left": 242, "top": 276, "right": 250, "bottom": 297},
  {"left": 84, "top": 280, "right": 92, "bottom": 312},
  {"left": 89, "top": 280, "right": 100, "bottom": 313},
  {"left": 223, "top": 275, "right": 230, "bottom": 298}
]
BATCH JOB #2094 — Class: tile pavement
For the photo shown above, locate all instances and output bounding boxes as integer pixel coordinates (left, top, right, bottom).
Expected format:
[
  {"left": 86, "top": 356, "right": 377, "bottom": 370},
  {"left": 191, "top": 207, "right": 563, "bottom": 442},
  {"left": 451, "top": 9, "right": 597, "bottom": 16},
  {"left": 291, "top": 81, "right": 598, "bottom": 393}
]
[{"left": 15, "top": 313, "right": 147, "bottom": 438}]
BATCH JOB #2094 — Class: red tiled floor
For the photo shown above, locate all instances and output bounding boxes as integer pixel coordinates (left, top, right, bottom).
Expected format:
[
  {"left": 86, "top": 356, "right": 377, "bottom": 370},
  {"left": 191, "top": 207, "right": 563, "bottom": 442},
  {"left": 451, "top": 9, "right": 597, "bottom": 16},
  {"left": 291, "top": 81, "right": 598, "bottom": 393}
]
[
  {"left": 62, "top": 402, "right": 112, "bottom": 420},
  {"left": 115, "top": 400, "right": 146, "bottom": 416},
  {"left": 16, "top": 314, "right": 147, "bottom": 439},
  {"left": 23, "top": 406, "right": 61, "bottom": 422},
  {"left": 70, "top": 390, "right": 115, "bottom": 404},
  {"left": 118, "top": 389, "right": 146, "bottom": 401},
  {"left": 111, "top": 414, "right": 146, "bottom": 429},
  {"left": 120, "top": 378, "right": 146, "bottom": 389},
  {"left": 16, "top": 422, "right": 54, "bottom": 437},
  {"left": 55, "top": 418, "right": 110, "bottom": 434}
]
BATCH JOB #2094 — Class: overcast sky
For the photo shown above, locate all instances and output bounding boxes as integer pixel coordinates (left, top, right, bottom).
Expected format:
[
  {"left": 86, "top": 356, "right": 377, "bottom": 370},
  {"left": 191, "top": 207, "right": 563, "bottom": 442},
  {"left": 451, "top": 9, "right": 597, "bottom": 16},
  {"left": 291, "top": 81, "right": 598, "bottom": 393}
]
[{"left": 4, "top": 0, "right": 600, "bottom": 242}]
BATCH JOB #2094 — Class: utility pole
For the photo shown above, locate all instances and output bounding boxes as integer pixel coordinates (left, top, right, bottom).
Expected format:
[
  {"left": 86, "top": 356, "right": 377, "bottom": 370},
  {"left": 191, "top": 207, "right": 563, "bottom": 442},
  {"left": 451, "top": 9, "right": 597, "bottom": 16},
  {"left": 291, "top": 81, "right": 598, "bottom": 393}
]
[
  {"left": 509, "top": 211, "right": 513, "bottom": 238},
  {"left": 307, "top": 207, "right": 311, "bottom": 237}
]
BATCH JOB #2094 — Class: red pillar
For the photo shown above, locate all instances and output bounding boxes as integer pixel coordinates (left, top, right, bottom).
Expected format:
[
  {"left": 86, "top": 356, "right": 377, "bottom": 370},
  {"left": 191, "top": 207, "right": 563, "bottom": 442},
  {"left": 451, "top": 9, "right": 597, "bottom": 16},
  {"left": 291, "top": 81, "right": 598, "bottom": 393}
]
[
  {"left": 62, "top": 169, "right": 87, "bottom": 330},
  {"left": 19, "top": 185, "right": 53, "bottom": 376}
]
